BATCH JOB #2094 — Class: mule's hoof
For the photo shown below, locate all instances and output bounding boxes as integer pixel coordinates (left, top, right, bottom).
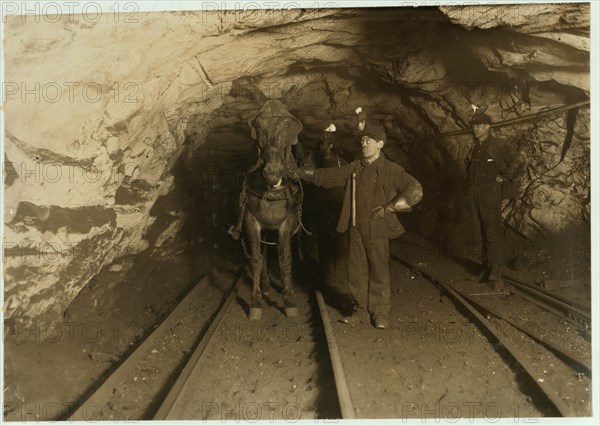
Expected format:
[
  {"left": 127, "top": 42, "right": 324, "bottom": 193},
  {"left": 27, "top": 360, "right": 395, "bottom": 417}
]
[
  {"left": 227, "top": 226, "right": 241, "bottom": 241},
  {"left": 285, "top": 307, "right": 299, "bottom": 317},
  {"left": 249, "top": 308, "right": 262, "bottom": 320}
]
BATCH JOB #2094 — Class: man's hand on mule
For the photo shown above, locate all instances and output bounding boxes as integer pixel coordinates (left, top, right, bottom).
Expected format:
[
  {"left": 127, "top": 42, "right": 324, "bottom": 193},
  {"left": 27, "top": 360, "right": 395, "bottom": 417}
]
[
  {"left": 285, "top": 165, "right": 315, "bottom": 181},
  {"left": 284, "top": 164, "right": 300, "bottom": 180}
]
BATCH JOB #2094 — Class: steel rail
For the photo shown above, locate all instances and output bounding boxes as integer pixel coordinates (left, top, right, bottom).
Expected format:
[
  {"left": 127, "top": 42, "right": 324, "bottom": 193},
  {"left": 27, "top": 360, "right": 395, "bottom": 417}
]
[
  {"left": 508, "top": 286, "right": 590, "bottom": 339},
  {"left": 504, "top": 272, "right": 589, "bottom": 312},
  {"left": 68, "top": 272, "right": 218, "bottom": 421},
  {"left": 397, "top": 239, "right": 590, "bottom": 334},
  {"left": 390, "top": 253, "right": 576, "bottom": 417},
  {"left": 154, "top": 268, "right": 353, "bottom": 420},
  {"left": 315, "top": 289, "right": 356, "bottom": 419},
  {"left": 457, "top": 288, "right": 591, "bottom": 376},
  {"left": 257, "top": 272, "right": 356, "bottom": 418},
  {"left": 503, "top": 274, "right": 591, "bottom": 331},
  {"left": 153, "top": 272, "right": 246, "bottom": 419}
]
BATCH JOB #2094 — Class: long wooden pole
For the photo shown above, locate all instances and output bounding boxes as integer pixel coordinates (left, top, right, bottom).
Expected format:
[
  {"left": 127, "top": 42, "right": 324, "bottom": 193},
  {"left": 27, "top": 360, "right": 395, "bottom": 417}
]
[
  {"left": 398, "top": 99, "right": 590, "bottom": 145},
  {"left": 351, "top": 172, "right": 357, "bottom": 227}
]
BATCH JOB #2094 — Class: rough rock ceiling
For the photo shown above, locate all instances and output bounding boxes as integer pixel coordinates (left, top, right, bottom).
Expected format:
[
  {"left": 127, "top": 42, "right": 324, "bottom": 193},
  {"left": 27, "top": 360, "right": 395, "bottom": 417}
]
[{"left": 3, "top": 5, "right": 590, "bottom": 321}]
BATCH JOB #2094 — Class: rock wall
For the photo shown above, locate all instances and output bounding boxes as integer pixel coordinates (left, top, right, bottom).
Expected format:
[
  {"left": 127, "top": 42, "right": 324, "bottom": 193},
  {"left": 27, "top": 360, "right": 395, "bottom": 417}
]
[{"left": 3, "top": 5, "right": 590, "bottom": 322}]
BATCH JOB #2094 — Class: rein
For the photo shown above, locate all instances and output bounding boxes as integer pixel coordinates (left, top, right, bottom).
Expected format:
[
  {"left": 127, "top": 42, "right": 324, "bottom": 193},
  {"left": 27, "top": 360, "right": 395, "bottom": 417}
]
[
  {"left": 246, "top": 185, "right": 295, "bottom": 201},
  {"left": 296, "top": 180, "right": 312, "bottom": 236}
]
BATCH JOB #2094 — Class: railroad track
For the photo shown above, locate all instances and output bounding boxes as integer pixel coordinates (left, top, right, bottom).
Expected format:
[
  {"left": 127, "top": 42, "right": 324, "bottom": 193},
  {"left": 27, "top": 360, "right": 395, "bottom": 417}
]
[
  {"left": 389, "top": 247, "right": 591, "bottom": 417},
  {"left": 394, "top": 239, "right": 591, "bottom": 338},
  {"left": 153, "top": 268, "right": 353, "bottom": 420},
  {"left": 502, "top": 273, "right": 591, "bottom": 336},
  {"left": 67, "top": 268, "right": 242, "bottom": 421},
  {"left": 65, "top": 240, "right": 591, "bottom": 420},
  {"left": 68, "top": 265, "right": 354, "bottom": 421}
]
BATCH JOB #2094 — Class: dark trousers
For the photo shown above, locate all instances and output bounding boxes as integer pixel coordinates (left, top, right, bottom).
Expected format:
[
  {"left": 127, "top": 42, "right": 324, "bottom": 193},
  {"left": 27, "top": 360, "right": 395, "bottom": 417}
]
[
  {"left": 470, "top": 183, "right": 503, "bottom": 268},
  {"left": 318, "top": 229, "right": 349, "bottom": 291},
  {"left": 347, "top": 226, "right": 390, "bottom": 320}
]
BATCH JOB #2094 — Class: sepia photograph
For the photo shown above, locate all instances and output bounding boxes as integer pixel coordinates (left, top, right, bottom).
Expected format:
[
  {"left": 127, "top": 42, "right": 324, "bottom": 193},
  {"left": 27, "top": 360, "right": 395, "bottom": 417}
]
[{"left": 1, "top": 0, "right": 596, "bottom": 423}]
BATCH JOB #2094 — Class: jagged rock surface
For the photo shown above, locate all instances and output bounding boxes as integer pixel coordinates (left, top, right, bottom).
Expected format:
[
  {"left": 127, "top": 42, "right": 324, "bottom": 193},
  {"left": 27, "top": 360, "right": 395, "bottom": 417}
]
[{"left": 4, "top": 5, "right": 590, "bottom": 321}]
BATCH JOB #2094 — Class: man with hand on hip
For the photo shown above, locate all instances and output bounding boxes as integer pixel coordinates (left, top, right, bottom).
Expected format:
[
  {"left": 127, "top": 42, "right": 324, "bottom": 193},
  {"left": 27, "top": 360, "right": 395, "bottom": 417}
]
[
  {"left": 466, "top": 112, "right": 524, "bottom": 292},
  {"left": 289, "top": 124, "right": 422, "bottom": 329}
]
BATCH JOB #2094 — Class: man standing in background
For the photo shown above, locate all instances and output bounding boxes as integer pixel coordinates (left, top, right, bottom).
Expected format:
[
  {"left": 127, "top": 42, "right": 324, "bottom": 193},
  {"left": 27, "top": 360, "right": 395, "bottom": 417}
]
[{"left": 467, "top": 112, "right": 524, "bottom": 292}]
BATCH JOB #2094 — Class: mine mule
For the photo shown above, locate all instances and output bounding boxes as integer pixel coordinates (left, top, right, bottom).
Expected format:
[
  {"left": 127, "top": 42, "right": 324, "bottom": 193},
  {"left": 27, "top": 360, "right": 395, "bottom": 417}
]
[{"left": 230, "top": 100, "right": 304, "bottom": 320}]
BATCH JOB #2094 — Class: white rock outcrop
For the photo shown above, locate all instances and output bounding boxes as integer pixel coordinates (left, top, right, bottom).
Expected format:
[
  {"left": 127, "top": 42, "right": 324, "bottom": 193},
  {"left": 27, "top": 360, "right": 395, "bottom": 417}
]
[{"left": 4, "top": 5, "right": 590, "bottom": 321}]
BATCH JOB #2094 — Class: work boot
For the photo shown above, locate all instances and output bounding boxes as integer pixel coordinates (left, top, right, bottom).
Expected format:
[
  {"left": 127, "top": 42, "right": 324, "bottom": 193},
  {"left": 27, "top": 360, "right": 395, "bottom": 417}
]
[
  {"left": 339, "top": 309, "right": 368, "bottom": 326},
  {"left": 373, "top": 317, "right": 389, "bottom": 329},
  {"left": 488, "top": 264, "right": 505, "bottom": 291},
  {"left": 488, "top": 264, "right": 503, "bottom": 280},
  {"left": 489, "top": 276, "right": 505, "bottom": 292},
  {"left": 478, "top": 265, "right": 490, "bottom": 283}
]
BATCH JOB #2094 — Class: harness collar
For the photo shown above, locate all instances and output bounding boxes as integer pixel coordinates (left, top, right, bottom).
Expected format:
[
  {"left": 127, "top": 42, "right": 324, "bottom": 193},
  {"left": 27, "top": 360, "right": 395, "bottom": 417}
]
[{"left": 246, "top": 179, "right": 299, "bottom": 201}]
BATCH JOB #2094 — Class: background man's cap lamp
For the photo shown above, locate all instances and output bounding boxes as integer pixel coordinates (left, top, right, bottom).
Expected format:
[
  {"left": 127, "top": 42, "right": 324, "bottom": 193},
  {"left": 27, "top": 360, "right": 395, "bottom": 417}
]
[{"left": 470, "top": 112, "right": 493, "bottom": 125}]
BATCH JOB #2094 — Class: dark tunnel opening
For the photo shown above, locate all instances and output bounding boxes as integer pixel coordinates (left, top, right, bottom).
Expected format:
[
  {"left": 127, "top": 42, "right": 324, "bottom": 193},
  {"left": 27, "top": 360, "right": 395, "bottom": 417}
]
[
  {"left": 2, "top": 4, "right": 591, "bottom": 321},
  {"left": 3, "top": 4, "right": 592, "bottom": 421},
  {"left": 149, "top": 26, "right": 592, "bottom": 306}
]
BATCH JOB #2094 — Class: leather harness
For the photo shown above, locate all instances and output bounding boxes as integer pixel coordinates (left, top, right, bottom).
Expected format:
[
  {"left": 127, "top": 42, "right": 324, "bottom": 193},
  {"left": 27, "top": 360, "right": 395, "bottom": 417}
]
[{"left": 245, "top": 181, "right": 299, "bottom": 202}]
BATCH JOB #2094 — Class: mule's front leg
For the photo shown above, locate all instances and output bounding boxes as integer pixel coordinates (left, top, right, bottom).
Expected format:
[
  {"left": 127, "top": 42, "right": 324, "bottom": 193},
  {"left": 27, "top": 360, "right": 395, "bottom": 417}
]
[
  {"left": 278, "top": 218, "right": 298, "bottom": 317},
  {"left": 245, "top": 214, "right": 263, "bottom": 320},
  {"left": 260, "top": 245, "right": 271, "bottom": 296}
]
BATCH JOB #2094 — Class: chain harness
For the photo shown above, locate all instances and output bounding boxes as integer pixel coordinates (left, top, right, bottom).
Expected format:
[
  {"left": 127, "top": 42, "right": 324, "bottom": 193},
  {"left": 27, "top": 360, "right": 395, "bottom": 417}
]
[{"left": 231, "top": 171, "right": 311, "bottom": 261}]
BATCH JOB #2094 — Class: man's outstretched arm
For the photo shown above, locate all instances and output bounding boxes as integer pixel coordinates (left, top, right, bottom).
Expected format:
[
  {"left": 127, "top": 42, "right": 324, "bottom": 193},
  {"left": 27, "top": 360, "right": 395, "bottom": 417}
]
[{"left": 286, "top": 162, "right": 356, "bottom": 188}]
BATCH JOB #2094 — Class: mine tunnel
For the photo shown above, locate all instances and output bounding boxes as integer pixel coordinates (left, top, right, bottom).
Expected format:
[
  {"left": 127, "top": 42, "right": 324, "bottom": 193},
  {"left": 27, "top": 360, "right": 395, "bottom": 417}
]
[{"left": 2, "top": 4, "right": 593, "bottom": 421}]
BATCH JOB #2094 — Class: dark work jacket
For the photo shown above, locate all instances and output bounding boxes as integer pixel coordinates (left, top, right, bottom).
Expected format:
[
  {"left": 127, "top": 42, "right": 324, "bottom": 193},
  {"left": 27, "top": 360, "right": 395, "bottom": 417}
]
[
  {"left": 466, "top": 135, "right": 525, "bottom": 199},
  {"left": 313, "top": 153, "right": 423, "bottom": 239}
]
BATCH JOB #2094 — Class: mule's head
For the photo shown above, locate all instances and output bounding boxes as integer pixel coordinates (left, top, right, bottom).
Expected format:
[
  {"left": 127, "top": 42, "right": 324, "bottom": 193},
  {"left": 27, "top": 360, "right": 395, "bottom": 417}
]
[
  {"left": 249, "top": 100, "right": 303, "bottom": 187},
  {"left": 262, "top": 146, "right": 285, "bottom": 188},
  {"left": 249, "top": 100, "right": 302, "bottom": 154},
  {"left": 251, "top": 114, "right": 302, "bottom": 151}
]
